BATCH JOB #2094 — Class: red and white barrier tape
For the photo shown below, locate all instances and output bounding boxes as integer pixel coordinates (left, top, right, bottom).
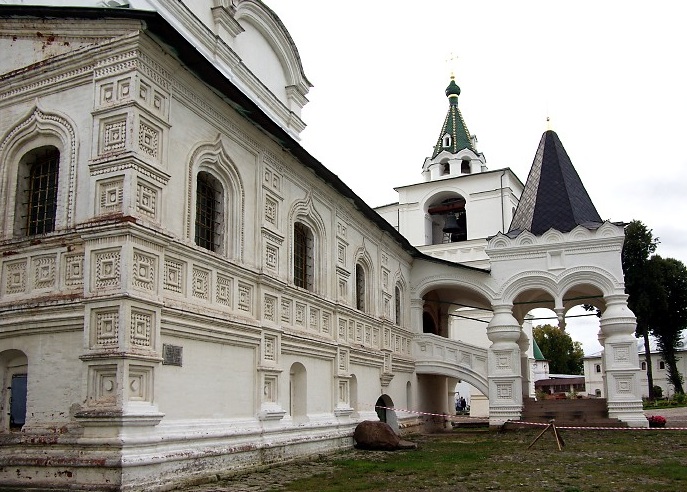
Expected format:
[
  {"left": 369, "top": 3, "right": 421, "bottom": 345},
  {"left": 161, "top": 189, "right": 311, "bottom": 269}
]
[
  {"left": 368, "top": 405, "right": 687, "bottom": 430},
  {"left": 507, "top": 420, "right": 687, "bottom": 430},
  {"left": 369, "top": 404, "right": 484, "bottom": 420}
]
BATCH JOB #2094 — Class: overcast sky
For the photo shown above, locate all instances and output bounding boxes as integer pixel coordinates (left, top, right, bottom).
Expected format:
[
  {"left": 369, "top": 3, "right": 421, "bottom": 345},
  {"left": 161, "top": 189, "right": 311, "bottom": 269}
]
[{"left": 268, "top": 0, "right": 687, "bottom": 354}]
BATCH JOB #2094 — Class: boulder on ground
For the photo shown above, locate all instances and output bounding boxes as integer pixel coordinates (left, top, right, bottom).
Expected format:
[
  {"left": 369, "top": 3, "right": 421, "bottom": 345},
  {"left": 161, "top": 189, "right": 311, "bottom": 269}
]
[{"left": 353, "top": 420, "right": 417, "bottom": 450}]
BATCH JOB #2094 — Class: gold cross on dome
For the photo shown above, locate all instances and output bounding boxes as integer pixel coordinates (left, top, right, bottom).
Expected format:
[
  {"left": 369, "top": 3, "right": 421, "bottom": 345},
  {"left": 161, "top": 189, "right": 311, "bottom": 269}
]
[{"left": 445, "top": 52, "right": 459, "bottom": 78}]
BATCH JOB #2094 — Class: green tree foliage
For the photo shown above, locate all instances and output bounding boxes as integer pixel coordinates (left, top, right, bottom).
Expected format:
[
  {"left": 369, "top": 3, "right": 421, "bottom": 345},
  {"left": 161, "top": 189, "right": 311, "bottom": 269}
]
[
  {"left": 622, "top": 220, "right": 660, "bottom": 398},
  {"left": 622, "top": 220, "right": 687, "bottom": 396},
  {"left": 533, "top": 324, "right": 584, "bottom": 375},
  {"left": 649, "top": 256, "right": 687, "bottom": 394}
]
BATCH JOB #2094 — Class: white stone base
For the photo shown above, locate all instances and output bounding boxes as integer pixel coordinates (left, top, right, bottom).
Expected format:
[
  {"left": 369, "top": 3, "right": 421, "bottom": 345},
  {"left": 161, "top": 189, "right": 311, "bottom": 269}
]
[{"left": 0, "top": 419, "right": 358, "bottom": 490}]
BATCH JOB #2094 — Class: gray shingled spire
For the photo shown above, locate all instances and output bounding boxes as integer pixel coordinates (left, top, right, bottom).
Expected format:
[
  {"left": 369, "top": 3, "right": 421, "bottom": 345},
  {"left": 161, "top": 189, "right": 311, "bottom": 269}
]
[{"left": 508, "top": 130, "right": 602, "bottom": 236}]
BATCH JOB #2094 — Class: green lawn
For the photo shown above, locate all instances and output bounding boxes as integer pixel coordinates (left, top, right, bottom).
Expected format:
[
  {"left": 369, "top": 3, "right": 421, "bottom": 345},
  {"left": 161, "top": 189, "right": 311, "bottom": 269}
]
[{"left": 280, "top": 428, "right": 687, "bottom": 492}]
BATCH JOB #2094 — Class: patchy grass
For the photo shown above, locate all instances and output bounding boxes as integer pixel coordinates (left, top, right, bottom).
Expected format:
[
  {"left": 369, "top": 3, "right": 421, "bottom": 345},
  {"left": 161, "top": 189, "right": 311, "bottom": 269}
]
[{"left": 281, "top": 429, "right": 687, "bottom": 492}]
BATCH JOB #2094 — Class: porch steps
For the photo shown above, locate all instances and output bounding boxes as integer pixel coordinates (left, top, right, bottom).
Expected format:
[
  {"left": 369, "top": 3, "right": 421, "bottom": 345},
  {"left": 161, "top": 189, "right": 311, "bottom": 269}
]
[{"left": 511, "top": 397, "right": 627, "bottom": 428}]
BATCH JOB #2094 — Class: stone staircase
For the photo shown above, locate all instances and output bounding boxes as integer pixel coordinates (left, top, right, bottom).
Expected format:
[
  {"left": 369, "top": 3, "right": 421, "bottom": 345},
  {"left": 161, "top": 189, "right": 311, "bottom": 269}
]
[{"left": 514, "top": 398, "right": 627, "bottom": 428}]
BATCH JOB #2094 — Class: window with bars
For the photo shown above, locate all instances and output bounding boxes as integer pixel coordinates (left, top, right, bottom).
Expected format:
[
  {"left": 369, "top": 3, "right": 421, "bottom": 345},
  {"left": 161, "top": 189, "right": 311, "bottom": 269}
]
[
  {"left": 21, "top": 147, "right": 59, "bottom": 236},
  {"left": 195, "top": 171, "right": 223, "bottom": 252},
  {"left": 355, "top": 264, "right": 366, "bottom": 312},
  {"left": 293, "top": 222, "right": 314, "bottom": 290},
  {"left": 394, "top": 285, "right": 401, "bottom": 325}
]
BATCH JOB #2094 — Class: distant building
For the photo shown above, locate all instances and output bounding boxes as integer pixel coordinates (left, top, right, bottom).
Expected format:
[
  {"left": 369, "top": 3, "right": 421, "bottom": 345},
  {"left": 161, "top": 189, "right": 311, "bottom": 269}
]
[{"left": 585, "top": 338, "right": 687, "bottom": 398}]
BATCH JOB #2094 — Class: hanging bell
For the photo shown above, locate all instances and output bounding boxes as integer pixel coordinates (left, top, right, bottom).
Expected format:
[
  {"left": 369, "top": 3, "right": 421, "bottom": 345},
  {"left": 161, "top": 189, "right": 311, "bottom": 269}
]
[{"left": 443, "top": 213, "right": 461, "bottom": 233}]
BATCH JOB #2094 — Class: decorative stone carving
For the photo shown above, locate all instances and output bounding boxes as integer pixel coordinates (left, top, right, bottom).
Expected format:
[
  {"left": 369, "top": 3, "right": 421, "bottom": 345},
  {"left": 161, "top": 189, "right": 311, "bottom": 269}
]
[
  {"left": 33, "top": 255, "right": 56, "bottom": 290},
  {"left": 295, "top": 303, "right": 305, "bottom": 327},
  {"left": 132, "top": 251, "right": 156, "bottom": 291},
  {"left": 3, "top": 259, "right": 27, "bottom": 295},
  {"left": 136, "top": 180, "right": 158, "bottom": 219},
  {"left": 98, "top": 178, "right": 124, "bottom": 215},
  {"left": 263, "top": 335, "right": 277, "bottom": 362},
  {"left": 265, "top": 243, "right": 278, "bottom": 270},
  {"left": 264, "top": 295, "right": 276, "bottom": 322},
  {"left": 216, "top": 275, "right": 232, "bottom": 306},
  {"left": 322, "top": 312, "right": 331, "bottom": 334},
  {"left": 163, "top": 259, "right": 184, "bottom": 294},
  {"left": 94, "top": 309, "right": 119, "bottom": 347},
  {"left": 94, "top": 250, "right": 121, "bottom": 290},
  {"left": 309, "top": 307, "right": 319, "bottom": 331},
  {"left": 64, "top": 254, "right": 84, "bottom": 287},
  {"left": 130, "top": 310, "right": 152, "bottom": 347},
  {"left": 265, "top": 196, "right": 277, "bottom": 225},
  {"left": 192, "top": 267, "right": 209, "bottom": 300},
  {"left": 237, "top": 283, "right": 252, "bottom": 313},
  {"left": 101, "top": 117, "right": 127, "bottom": 153},
  {"left": 138, "top": 119, "right": 159, "bottom": 159}
]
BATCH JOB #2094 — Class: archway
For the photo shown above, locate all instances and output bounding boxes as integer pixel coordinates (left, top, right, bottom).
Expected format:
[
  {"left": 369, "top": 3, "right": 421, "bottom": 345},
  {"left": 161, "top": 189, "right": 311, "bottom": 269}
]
[
  {"left": 375, "top": 394, "right": 398, "bottom": 432},
  {"left": 426, "top": 194, "right": 467, "bottom": 245}
]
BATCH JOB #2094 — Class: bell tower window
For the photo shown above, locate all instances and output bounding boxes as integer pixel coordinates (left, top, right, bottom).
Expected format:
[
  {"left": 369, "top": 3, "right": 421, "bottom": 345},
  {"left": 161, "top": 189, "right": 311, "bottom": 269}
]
[{"left": 442, "top": 134, "right": 451, "bottom": 148}]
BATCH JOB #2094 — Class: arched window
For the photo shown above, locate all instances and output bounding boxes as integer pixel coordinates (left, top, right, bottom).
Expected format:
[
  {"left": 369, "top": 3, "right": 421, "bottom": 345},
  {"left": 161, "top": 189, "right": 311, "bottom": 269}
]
[
  {"left": 641, "top": 361, "right": 647, "bottom": 371},
  {"left": 394, "top": 285, "right": 402, "bottom": 326},
  {"left": 195, "top": 171, "right": 223, "bottom": 252},
  {"left": 461, "top": 159, "right": 471, "bottom": 174},
  {"left": 659, "top": 360, "right": 666, "bottom": 370},
  {"left": 355, "top": 263, "right": 366, "bottom": 311},
  {"left": 293, "top": 222, "right": 314, "bottom": 290},
  {"left": 441, "top": 162, "right": 450, "bottom": 175},
  {"left": 16, "top": 146, "right": 59, "bottom": 237},
  {"left": 595, "top": 364, "right": 601, "bottom": 373},
  {"left": 442, "top": 134, "right": 451, "bottom": 148}
]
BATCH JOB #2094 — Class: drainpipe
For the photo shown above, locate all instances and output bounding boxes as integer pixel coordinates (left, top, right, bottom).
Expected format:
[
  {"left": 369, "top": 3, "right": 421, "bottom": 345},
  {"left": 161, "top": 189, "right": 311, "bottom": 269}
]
[{"left": 500, "top": 170, "right": 506, "bottom": 232}]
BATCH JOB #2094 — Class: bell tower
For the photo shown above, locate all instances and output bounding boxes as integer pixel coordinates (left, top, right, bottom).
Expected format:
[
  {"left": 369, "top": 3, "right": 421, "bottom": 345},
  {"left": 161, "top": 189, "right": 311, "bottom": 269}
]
[{"left": 421, "top": 75, "right": 486, "bottom": 182}]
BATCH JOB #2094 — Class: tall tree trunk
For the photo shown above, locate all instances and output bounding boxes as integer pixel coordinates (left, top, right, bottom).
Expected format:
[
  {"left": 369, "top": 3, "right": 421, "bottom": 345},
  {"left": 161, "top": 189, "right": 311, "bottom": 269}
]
[{"left": 643, "top": 330, "right": 655, "bottom": 399}]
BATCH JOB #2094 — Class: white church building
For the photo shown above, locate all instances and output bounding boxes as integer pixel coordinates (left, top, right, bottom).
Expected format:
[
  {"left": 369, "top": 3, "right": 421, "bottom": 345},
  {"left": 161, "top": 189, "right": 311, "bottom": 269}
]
[{"left": 0, "top": 1, "right": 648, "bottom": 490}]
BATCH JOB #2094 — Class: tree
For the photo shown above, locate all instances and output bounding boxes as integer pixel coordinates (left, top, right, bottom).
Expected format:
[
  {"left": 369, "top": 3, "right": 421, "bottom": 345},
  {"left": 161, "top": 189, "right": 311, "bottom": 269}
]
[
  {"left": 622, "top": 220, "right": 687, "bottom": 397},
  {"left": 622, "top": 220, "right": 659, "bottom": 399},
  {"left": 649, "top": 256, "right": 687, "bottom": 394},
  {"left": 533, "top": 324, "right": 584, "bottom": 375}
]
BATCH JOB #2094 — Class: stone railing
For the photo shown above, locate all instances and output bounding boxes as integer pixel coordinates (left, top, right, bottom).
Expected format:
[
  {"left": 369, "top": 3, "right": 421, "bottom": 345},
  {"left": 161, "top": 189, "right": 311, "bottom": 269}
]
[{"left": 412, "top": 334, "right": 488, "bottom": 395}]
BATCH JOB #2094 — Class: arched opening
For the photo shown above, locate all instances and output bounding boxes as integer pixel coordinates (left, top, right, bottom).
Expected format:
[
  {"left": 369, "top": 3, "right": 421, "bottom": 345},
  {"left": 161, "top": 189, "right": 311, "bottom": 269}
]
[
  {"left": 15, "top": 146, "right": 60, "bottom": 237},
  {"left": 422, "top": 312, "right": 437, "bottom": 335},
  {"left": 289, "top": 362, "right": 307, "bottom": 421},
  {"left": 460, "top": 159, "right": 470, "bottom": 174},
  {"left": 375, "top": 394, "right": 398, "bottom": 432},
  {"left": 1, "top": 350, "right": 28, "bottom": 432},
  {"left": 427, "top": 195, "right": 467, "bottom": 244},
  {"left": 355, "top": 263, "right": 366, "bottom": 311},
  {"left": 293, "top": 221, "right": 314, "bottom": 290},
  {"left": 406, "top": 381, "right": 413, "bottom": 411},
  {"left": 195, "top": 171, "right": 224, "bottom": 253}
]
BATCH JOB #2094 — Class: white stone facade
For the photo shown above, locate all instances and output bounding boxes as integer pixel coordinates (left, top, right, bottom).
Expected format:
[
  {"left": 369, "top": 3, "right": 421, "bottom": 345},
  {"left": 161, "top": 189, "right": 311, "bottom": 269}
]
[{"left": 0, "top": 4, "right": 416, "bottom": 489}]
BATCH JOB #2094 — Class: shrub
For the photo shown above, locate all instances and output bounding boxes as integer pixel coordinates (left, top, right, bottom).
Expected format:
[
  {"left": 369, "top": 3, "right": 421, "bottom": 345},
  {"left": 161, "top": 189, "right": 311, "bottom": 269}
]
[
  {"left": 648, "top": 415, "right": 667, "bottom": 428},
  {"left": 653, "top": 385, "right": 663, "bottom": 398}
]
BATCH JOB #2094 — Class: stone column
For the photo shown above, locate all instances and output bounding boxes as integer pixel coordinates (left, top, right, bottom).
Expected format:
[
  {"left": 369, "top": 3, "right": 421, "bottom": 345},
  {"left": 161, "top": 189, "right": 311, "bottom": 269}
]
[
  {"left": 486, "top": 304, "right": 523, "bottom": 426},
  {"left": 600, "top": 294, "right": 647, "bottom": 427},
  {"left": 517, "top": 330, "right": 532, "bottom": 399},
  {"left": 410, "top": 298, "right": 425, "bottom": 335}
]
